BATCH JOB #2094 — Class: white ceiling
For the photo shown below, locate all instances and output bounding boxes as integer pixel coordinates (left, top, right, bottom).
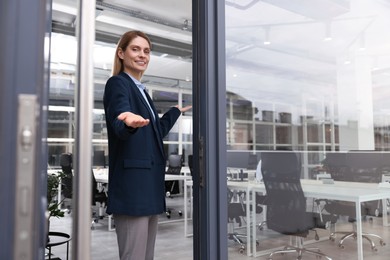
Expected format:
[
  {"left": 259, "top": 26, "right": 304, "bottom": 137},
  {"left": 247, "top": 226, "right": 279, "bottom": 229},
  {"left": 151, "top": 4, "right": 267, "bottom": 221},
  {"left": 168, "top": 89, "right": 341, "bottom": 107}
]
[
  {"left": 51, "top": 0, "right": 390, "bottom": 115},
  {"left": 52, "top": 0, "right": 193, "bottom": 82}
]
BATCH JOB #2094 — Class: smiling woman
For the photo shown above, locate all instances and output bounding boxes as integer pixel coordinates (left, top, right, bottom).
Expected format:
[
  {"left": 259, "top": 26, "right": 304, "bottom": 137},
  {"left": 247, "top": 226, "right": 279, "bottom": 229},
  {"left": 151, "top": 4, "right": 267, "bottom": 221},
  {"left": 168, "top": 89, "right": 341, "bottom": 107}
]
[{"left": 103, "top": 30, "right": 191, "bottom": 260}]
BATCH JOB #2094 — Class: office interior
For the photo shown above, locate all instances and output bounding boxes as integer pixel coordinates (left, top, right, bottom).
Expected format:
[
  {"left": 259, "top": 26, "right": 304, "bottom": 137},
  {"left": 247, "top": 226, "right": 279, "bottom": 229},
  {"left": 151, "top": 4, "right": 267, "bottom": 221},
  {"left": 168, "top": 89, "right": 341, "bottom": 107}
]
[{"left": 3, "top": 0, "right": 390, "bottom": 259}]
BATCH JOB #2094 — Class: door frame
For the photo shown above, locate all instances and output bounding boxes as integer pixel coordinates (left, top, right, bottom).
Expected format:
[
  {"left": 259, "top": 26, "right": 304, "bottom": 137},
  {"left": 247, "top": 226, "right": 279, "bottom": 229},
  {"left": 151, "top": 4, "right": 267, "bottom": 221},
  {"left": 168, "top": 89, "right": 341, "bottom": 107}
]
[
  {"left": 193, "top": 0, "right": 228, "bottom": 259},
  {"left": 0, "top": 0, "right": 51, "bottom": 259}
]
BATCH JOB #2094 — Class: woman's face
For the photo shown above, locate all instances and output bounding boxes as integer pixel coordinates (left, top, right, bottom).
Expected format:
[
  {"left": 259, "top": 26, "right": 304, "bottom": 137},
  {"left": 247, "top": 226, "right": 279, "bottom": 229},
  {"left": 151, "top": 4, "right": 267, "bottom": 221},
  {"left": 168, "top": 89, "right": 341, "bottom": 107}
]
[{"left": 118, "top": 36, "right": 151, "bottom": 79}]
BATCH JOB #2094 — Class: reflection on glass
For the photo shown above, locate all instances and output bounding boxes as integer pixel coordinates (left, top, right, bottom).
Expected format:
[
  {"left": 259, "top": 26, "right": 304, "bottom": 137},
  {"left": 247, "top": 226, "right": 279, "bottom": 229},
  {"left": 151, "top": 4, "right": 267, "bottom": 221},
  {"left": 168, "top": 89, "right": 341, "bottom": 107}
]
[{"left": 225, "top": 0, "right": 390, "bottom": 258}]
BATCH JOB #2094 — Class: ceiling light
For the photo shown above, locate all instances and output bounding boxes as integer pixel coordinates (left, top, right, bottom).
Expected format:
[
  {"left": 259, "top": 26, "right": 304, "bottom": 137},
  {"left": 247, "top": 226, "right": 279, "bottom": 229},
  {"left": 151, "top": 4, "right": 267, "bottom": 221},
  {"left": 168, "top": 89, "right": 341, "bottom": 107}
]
[
  {"left": 324, "top": 22, "right": 332, "bottom": 41},
  {"left": 263, "top": 26, "right": 271, "bottom": 45},
  {"left": 359, "top": 33, "right": 366, "bottom": 51}
]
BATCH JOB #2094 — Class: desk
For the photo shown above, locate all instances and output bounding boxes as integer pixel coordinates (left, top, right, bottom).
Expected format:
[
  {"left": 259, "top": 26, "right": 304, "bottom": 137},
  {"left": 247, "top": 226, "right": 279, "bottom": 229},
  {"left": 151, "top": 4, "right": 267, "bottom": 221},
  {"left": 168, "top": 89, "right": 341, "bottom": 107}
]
[
  {"left": 46, "top": 231, "right": 71, "bottom": 260},
  {"left": 183, "top": 179, "right": 253, "bottom": 256},
  {"left": 92, "top": 168, "right": 192, "bottom": 229},
  {"left": 92, "top": 167, "right": 191, "bottom": 183},
  {"left": 249, "top": 180, "right": 390, "bottom": 259}
]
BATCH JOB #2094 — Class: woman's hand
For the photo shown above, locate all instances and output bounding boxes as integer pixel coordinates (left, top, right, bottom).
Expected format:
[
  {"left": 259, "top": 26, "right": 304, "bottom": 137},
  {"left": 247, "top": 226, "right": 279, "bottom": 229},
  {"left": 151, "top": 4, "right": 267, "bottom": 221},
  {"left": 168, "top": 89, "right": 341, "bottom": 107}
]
[
  {"left": 175, "top": 105, "right": 192, "bottom": 113},
  {"left": 118, "top": 112, "right": 150, "bottom": 128}
]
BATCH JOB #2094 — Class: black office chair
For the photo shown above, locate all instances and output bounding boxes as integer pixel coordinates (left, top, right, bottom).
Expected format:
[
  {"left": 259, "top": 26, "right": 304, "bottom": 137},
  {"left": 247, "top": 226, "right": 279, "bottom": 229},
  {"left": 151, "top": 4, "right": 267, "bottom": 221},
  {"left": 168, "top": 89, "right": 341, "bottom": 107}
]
[
  {"left": 59, "top": 153, "right": 73, "bottom": 213},
  {"left": 321, "top": 152, "right": 386, "bottom": 251},
  {"left": 165, "top": 154, "right": 183, "bottom": 218},
  {"left": 91, "top": 170, "right": 108, "bottom": 229},
  {"left": 188, "top": 154, "right": 194, "bottom": 176},
  {"left": 261, "top": 151, "right": 333, "bottom": 260},
  {"left": 227, "top": 188, "right": 263, "bottom": 254},
  {"left": 323, "top": 200, "right": 386, "bottom": 251}
]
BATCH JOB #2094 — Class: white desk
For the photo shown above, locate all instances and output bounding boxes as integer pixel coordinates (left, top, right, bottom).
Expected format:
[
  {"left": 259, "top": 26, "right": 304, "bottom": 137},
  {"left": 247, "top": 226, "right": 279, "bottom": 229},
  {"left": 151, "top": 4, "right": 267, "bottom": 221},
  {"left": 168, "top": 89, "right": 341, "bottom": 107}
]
[
  {"left": 92, "top": 167, "right": 191, "bottom": 183},
  {"left": 92, "top": 168, "right": 192, "bottom": 229},
  {"left": 249, "top": 180, "right": 390, "bottom": 259},
  {"left": 183, "top": 179, "right": 253, "bottom": 255}
]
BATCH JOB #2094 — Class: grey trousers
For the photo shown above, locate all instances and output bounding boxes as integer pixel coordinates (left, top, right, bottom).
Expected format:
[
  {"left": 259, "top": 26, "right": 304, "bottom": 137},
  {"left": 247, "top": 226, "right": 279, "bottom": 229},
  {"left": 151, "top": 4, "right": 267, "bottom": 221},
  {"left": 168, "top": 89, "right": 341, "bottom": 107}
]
[{"left": 114, "top": 214, "right": 159, "bottom": 260}]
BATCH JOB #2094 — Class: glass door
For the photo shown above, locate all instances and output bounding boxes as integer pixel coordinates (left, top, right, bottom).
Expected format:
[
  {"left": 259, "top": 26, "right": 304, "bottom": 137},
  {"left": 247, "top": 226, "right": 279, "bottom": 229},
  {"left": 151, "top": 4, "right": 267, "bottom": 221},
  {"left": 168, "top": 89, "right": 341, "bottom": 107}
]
[
  {"left": 225, "top": 0, "right": 390, "bottom": 259},
  {"left": 0, "top": 0, "right": 51, "bottom": 259}
]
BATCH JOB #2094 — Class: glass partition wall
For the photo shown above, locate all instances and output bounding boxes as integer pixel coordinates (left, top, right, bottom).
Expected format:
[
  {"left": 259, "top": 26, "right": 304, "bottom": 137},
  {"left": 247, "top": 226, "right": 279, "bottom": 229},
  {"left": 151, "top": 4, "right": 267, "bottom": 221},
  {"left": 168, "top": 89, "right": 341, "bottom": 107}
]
[
  {"left": 225, "top": 0, "right": 390, "bottom": 259},
  {"left": 48, "top": 33, "right": 193, "bottom": 169}
]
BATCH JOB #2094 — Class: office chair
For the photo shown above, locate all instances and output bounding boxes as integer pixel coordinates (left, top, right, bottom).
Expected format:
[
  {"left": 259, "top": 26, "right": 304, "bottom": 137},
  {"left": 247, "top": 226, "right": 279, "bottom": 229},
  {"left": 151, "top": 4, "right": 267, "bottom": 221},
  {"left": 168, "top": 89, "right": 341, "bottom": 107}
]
[
  {"left": 261, "top": 151, "right": 333, "bottom": 260},
  {"left": 91, "top": 170, "right": 108, "bottom": 230},
  {"left": 323, "top": 200, "right": 386, "bottom": 251},
  {"left": 59, "top": 153, "right": 73, "bottom": 213},
  {"left": 322, "top": 151, "right": 386, "bottom": 251},
  {"left": 227, "top": 188, "right": 247, "bottom": 253},
  {"left": 188, "top": 154, "right": 194, "bottom": 176},
  {"left": 227, "top": 187, "right": 264, "bottom": 253},
  {"left": 165, "top": 154, "right": 183, "bottom": 218}
]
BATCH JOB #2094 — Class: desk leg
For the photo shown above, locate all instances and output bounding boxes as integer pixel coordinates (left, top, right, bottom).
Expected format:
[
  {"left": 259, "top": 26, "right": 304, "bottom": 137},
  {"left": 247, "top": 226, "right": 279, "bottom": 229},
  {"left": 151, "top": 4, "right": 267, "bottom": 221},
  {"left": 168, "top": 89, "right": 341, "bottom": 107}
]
[
  {"left": 355, "top": 201, "right": 363, "bottom": 260},
  {"left": 252, "top": 189, "right": 257, "bottom": 257},
  {"left": 108, "top": 215, "right": 115, "bottom": 231},
  {"left": 184, "top": 180, "right": 188, "bottom": 237},
  {"left": 245, "top": 186, "right": 251, "bottom": 256},
  {"left": 383, "top": 199, "right": 389, "bottom": 227},
  {"left": 184, "top": 180, "right": 193, "bottom": 237}
]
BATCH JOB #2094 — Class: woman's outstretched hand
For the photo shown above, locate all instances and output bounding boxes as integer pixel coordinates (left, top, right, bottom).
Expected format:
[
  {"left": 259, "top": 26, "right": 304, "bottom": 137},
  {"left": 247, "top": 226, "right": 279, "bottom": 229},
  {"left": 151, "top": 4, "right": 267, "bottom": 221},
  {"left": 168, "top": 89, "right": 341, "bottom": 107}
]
[
  {"left": 176, "top": 105, "right": 192, "bottom": 113},
  {"left": 118, "top": 112, "right": 150, "bottom": 128}
]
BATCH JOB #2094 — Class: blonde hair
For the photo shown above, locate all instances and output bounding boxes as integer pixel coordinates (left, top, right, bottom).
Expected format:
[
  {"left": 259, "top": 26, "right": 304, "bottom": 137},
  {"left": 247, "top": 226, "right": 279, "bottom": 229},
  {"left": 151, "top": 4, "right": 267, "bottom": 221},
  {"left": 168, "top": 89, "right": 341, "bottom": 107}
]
[{"left": 112, "top": 30, "right": 152, "bottom": 76}]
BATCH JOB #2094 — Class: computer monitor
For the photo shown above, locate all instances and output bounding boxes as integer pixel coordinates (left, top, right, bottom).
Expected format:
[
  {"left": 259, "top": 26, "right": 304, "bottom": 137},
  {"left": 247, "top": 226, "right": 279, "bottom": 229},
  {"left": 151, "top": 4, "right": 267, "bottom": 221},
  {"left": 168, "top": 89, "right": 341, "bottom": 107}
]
[{"left": 93, "top": 150, "right": 106, "bottom": 168}]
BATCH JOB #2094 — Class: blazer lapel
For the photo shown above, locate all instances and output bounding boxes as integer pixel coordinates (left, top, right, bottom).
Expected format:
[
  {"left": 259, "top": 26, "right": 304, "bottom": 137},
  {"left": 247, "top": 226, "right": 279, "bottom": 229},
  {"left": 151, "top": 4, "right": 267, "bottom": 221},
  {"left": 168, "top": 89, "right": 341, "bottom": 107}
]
[
  {"left": 143, "top": 90, "right": 165, "bottom": 156},
  {"left": 124, "top": 75, "right": 164, "bottom": 156}
]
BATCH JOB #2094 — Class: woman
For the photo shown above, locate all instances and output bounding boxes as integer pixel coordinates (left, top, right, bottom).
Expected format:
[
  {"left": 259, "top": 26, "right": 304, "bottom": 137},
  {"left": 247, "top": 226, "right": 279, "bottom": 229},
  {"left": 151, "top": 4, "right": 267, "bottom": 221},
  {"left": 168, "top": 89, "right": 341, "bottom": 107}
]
[{"left": 103, "top": 30, "right": 191, "bottom": 260}]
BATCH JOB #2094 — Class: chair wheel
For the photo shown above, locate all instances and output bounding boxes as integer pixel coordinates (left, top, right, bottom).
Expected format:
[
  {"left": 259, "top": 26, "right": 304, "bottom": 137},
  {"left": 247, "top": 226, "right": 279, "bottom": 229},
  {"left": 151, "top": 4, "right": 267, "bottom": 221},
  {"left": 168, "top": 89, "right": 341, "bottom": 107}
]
[
  {"left": 338, "top": 244, "right": 344, "bottom": 249},
  {"left": 371, "top": 246, "right": 378, "bottom": 252},
  {"left": 179, "top": 211, "right": 183, "bottom": 216},
  {"left": 256, "top": 241, "right": 260, "bottom": 247},
  {"left": 329, "top": 236, "right": 335, "bottom": 242},
  {"left": 239, "top": 247, "right": 245, "bottom": 254},
  {"left": 380, "top": 240, "right": 386, "bottom": 246}
]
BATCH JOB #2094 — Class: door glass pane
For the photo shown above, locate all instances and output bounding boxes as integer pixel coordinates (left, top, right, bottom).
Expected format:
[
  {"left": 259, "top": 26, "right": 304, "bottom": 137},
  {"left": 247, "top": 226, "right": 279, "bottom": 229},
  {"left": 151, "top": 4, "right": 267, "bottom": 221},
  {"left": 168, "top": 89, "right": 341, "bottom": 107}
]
[
  {"left": 225, "top": 1, "right": 390, "bottom": 259},
  {"left": 49, "top": 0, "right": 193, "bottom": 257}
]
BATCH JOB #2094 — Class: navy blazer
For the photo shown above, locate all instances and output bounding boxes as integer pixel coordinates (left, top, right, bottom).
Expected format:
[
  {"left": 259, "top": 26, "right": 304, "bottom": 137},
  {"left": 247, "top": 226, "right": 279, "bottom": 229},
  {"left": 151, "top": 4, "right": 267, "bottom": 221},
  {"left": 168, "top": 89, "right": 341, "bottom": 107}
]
[{"left": 103, "top": 72, "right": 181, "bottom": 216}]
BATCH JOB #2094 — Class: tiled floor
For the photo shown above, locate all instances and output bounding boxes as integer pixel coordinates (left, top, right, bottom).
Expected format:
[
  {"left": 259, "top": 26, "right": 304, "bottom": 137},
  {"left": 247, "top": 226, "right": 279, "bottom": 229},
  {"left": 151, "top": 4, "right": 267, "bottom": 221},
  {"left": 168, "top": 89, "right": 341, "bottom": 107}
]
[{"left": 48, "top": 200, "right": 390, "bottom": 260}]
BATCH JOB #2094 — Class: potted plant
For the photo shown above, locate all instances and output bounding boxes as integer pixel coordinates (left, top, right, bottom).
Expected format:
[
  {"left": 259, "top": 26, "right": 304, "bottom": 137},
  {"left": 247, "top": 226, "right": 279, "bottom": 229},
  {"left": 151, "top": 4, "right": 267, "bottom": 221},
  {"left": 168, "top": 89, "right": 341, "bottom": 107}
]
[
  {"left": 47, "top": 171, "right": 66, "bottom": 219},
  {"left": 46, "top": 171, "right": 66, "bottom": 243}
]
